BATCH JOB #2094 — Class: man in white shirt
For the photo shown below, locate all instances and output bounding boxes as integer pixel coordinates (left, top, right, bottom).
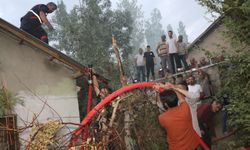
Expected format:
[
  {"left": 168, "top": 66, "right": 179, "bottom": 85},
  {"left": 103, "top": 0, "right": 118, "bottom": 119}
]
[
  {"left": 134, "top": 48, "right": 145, "bottom": 81},
  {"left": 167, "top": 31, "right": 181, "bottom": 74},
  {"left": 187, "top": 76, "right": 204, "bottom": 103}
]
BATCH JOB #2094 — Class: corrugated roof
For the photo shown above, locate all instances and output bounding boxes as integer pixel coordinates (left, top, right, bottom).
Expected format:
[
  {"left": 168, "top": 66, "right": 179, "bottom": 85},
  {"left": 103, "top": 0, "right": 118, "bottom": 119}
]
[{"left": 0, "top": 18, "right": 109, "bottom": 83}]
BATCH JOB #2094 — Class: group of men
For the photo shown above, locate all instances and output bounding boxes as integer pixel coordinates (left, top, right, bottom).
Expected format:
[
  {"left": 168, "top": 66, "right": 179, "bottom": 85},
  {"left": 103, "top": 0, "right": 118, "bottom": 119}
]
[
  {"left": 155, "top": 79, "right": 222, "bottom": 149},
  {"left": 135, "top": 30, "right": 189, "bottom": 82},
  {"left": 19, "top": 2, "right": 224, "bottom": 149}
]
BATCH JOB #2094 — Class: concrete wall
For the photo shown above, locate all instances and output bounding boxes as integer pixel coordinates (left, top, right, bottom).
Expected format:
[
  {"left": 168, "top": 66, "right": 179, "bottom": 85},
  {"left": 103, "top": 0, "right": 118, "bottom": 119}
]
[
  {"left": 0, "top": 31, "right": 80, "bottom": 147},
  {"left": 188, "top": 24, "right": 234, "bottom": 63}
]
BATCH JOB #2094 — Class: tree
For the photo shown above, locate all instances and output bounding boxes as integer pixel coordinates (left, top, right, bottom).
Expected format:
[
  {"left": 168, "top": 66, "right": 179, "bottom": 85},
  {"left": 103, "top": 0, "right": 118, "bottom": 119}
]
[
  {"left": 197, "top": 0, "right": 250, "bottom": 148},
  {"left": 117, "top": 0, "right": 145, "bottom": 52},
  {"left": 51, "top": 0, "right": 133, "bottom": 86},
  {"left": 145, "top": 8, "right": 164, "bottom": 51},
  {"left": 177, "top": 21, "right": 188, "bottom": 43},
  {"left": 197, "top": 0, "right": 250, "bottom": 45},
  {"left": 167, "top": 24, "right": 173, "bottom": 32}
]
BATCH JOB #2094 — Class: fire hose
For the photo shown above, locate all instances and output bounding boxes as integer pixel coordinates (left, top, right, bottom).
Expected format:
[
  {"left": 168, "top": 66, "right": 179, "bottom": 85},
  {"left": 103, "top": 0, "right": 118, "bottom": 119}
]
[{"left": 68, "top": 82, "right": 210, "bottom": 150}]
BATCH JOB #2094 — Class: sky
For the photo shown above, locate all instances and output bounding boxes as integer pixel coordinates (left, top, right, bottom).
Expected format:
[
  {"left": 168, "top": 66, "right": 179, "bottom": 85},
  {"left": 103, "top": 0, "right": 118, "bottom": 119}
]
[{"left": 0, "top": 0, "right": 216, "bottom": 43}]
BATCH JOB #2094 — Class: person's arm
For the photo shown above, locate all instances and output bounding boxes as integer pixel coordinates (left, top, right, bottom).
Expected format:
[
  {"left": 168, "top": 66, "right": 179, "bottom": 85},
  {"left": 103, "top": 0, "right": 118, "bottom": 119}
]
[
  {"left": 152, "top": 52, "right": 156, "bottom": 65},
  {"left": 154, "top": 83, "right": 185, "bottom": 103},
  {"left": 93, "top": 74, "right": 101, "bottom": 96},
  {"left": 175, "top": 40, "right": 179, "bottom": 53},
  {"left": 156, "top": 43, "right": 160, "bottom": 56},
  {"left": 184, "top": 43, "right": 188, "bottom": 55},
  {"left": 39, "top": 11, "right": 53, "bottom": 30},
  {"left": 173, "top": 86, "right": 200, "bottom": 100},
  {"left": 198, "top": 84, "right": 205, "bottom": 99},
  {"left": 134, "top": 55, "right": 137, "bottom": 66}
]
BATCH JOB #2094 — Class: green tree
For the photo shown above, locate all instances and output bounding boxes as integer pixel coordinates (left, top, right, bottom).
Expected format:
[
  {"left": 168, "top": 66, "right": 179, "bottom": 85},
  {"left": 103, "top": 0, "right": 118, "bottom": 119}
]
[
  {"left": 197, "top": 0, "right": 250, "bottom": 147},
  {"left": 177, "top": 21, "right": 188, "bottom": 43},
  {"left": 51, "top": 0, "right": 133, "bottom": 86},
  {"left": 145, "top": 8, "right": 164, "bottom": 51},
  {"left": 118, "top": 0, "right": 145, "bottom": 52}
]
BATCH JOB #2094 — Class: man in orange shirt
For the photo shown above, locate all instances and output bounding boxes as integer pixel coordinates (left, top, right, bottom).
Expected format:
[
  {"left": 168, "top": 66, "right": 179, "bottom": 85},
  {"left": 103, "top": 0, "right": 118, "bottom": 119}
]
[{"left": 155, "top": 83, "right": 199, "bottom": 150}]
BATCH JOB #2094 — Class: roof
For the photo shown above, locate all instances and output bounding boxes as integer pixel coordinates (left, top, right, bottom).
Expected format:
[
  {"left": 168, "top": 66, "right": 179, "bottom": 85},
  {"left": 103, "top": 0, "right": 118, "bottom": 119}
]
[
  {"left": 0, "top": 18, "right": 108, "bottom": 83},
  {"left": 188, "top": 17, "right": 223, "bottom": 50}
]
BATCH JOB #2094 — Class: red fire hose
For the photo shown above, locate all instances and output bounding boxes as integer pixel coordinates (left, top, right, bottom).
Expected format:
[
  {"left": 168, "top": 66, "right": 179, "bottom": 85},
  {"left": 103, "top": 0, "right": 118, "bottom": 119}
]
[{"left": 68, "top": 82, "right": 210, "bottom": 150}]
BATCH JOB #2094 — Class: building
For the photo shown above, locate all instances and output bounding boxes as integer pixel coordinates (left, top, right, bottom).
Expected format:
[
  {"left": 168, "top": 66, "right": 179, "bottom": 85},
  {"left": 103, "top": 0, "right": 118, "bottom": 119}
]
[
  {"left": 0, "top": 18, "right": 107, "bottom": 149},
  {"left": 187, "top": 17, "right": 234, "bottom": 64}
]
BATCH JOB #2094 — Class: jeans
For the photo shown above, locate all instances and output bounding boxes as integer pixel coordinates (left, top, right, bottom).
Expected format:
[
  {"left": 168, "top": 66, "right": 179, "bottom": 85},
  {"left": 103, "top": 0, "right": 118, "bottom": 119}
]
[
  {"left": 136, "top": 66, "right": 145, "bottom": 81},
  {"left": 179, "top": 54, "right": 188, "bottom": 70},
  {"left": 160, "top": 55, "right": 170, "bottom": 75},
  {"left": 169, "top": 53, "right": 181, "bottom": 74},
  {"left": 20, "top": 18, "right": 48, "bottom": 43},
  {"left": 146, "top": 64, "right": 155, "bottom": 81}
]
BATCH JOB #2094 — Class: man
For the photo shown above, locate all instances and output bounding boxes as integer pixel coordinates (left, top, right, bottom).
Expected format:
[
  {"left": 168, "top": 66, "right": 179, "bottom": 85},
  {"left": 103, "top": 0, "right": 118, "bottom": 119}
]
[
  {"left": 172, "top": 83, "right": 202, "bottom": 136},
  {"left": 187, "top": 75, "right": 204, "bottom": 101},
  {"left": 155, "top": 83, "right": 199, "bottom": 150},
  {"left": 176, "top": 74, "right": 188, "bottom": 88},
  {"left": 134, "top": 48, "right": 145, "bottom": 82},
  {"left": 167, "top": 31, "right": 181, "bottom": 74},
  {"left": 144, "top": 45, "right": 156, "bottom": 81},
  {"left": 177, "top": 35, "right": 188, "bottom": 70},
  {"left": 156, "top": 35, "right": 169, "bottom": 76},
  {"left": 197, "top": 100, "right": 222, "bottom": 148},
  {"left": 198, "top": 70, "right": 213, "bottom": 98},
  {"left": 20, "top": 2, "right": 57, "bottom": 44}
]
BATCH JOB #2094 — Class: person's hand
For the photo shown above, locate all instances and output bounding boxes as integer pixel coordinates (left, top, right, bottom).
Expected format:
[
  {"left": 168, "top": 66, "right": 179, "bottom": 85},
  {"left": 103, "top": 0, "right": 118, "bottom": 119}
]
[
  {"left": 164, "top": 82, "right": 175, "bottom": 89},
  {"left": 153, "top": 83, "right": 166, "bottom": 92}
]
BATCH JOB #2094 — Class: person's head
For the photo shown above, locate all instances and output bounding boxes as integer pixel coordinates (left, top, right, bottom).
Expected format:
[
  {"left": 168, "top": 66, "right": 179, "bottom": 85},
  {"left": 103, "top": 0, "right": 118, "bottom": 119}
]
[
  {"left": 198, "top": 69, "right": 206, "bottom": 79},
  {"left": 47, "top": 2, "right": 57, "bottom": 13},
  {"left": 146, "top": 45, "right": 151, "bottom": 51},
  {"left": 200, "top": 57, "right": 207, "bottom": 65},
  {"left": 186, "top": 75, "right": 195, "bottom": 85},
  {"left": 176, "top": 74, "right": 184, "bottom": 81},
  {"left": 178, "top": 35, "right": 183, "bottom": 42},
  {"left": 190, "top": 58, "right": 197, "bottom": 64},
  {"left": 139, "top": 48, "right": 143, "bottom": 54},
  {"left": 99, "top": 88, "right": 110, "bottom": 99},
  {"left": 160, "top": 89, "right": 178, "bottom": 109},
  {"left": 161, "top": 35, "right": 166, "bottom": 42},
  {"left": 211, "top": 100, "right": 222, "bottom": 112},
  {"left": 168, "top": 31, "right": 173, "bottom": 38},
  {"left": 176, "top": 74, "right": 186, "bottom": 85}
]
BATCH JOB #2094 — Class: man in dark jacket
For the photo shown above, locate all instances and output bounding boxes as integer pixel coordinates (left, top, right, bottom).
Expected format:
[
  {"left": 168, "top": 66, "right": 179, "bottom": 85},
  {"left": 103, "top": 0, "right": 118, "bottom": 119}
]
[{"left": 20, "top": 2, "right": 57, "bottom": 43}]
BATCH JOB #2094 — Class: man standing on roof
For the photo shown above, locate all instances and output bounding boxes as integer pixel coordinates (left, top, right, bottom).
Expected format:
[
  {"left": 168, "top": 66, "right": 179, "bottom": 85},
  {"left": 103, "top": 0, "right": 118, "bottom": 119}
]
[{"left": 20, "top": 2, "right": 57, "bottom": 44}]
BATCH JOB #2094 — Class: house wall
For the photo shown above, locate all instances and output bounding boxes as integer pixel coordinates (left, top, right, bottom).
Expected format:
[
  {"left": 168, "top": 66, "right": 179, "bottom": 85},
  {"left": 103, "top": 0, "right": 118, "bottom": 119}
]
[
  {"left": 188, "top": 24, "right": 234, "bottom": 63},
  {"left": 0, "top": 31, "right": 80, "bottom": 147}
]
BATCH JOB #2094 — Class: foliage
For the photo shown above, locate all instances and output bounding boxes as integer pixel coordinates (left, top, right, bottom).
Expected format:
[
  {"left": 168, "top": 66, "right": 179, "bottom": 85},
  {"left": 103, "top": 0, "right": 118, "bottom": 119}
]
[
  {"left": 197, "top": 0, "right": 250, "bottom": 45},
  {"left": 117, "top": 0, "right": 145, "bottom": 52},
  {"left": 114, "top": 90, "right": 167, "bottom": 150},
  {"left": 51, "top": 0, "right": 134, "bottom": 87},
  {"left": 177, "top": 21, "right": 189, "bottom": 43},
  {"left": 0, "top": 87, "right": 23, "bottom": 116},
  {"left": 197, "top": 0, "right": 250, "bottom": 147},
  {"left": 218, "top": 51, "right": 250, "bottom": 148},
  {"left": 26, "top": 119, "right": 62, "bottom": 150},
  {"left": 145, "top": 8, "right": 164, "bottom": 51}
]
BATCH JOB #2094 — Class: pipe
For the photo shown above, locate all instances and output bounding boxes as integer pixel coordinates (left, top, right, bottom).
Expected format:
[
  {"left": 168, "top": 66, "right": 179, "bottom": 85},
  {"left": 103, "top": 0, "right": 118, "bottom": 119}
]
[
  {"left": 68, "top": 82, "right": 155, "bottom": 147},
  {"left": 69, "top": 82, "right": 209, "bottom": 150}
]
